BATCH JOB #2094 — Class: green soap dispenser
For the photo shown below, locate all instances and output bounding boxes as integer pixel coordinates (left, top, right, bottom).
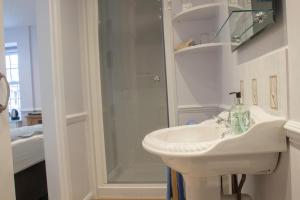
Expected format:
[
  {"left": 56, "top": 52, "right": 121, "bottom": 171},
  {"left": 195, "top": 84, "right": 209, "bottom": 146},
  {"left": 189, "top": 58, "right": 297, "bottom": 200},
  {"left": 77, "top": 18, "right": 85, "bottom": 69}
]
[{"left": 229, "top": 92, "right": 250, "bottom": 134}]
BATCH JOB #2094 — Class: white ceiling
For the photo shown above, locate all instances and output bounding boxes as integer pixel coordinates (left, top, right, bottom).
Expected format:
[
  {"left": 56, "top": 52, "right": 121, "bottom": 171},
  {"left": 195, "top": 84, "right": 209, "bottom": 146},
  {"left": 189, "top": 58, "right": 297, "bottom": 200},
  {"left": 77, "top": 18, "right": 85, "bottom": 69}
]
[{"left": 4, "top": 0, "right": 37, "bottom": 28}]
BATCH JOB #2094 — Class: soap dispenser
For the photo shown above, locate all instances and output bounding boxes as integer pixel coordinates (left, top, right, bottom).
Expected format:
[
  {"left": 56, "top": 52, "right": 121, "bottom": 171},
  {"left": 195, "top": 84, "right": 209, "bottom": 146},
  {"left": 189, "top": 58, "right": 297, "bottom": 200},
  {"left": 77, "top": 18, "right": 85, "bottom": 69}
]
[{"left": 229, "top": 92, "right": 250, "bottom": 134}]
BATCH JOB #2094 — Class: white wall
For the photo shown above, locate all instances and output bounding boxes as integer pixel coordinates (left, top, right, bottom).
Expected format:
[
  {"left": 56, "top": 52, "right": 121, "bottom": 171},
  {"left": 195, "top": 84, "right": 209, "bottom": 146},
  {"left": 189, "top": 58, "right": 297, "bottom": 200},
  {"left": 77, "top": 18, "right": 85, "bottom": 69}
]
[{"left": 4, "top": 26, "right": 41, "bottom": 111}]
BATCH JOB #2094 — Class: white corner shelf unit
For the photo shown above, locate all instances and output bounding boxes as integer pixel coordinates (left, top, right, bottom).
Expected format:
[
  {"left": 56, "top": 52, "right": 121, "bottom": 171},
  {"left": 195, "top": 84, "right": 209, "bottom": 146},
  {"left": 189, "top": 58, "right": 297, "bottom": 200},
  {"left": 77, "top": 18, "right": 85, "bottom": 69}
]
[
  {"left": 173, "top": 3, "right": 224, "bottom": 22},
  {"left": 167, "top": 0, "right": 228, "bottom": 124}
]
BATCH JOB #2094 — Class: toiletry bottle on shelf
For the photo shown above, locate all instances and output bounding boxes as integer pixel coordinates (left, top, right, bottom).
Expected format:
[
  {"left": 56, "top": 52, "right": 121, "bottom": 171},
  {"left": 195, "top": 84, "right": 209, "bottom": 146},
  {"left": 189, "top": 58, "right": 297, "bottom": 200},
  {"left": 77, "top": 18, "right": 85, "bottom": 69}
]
[{"left": 229, "top": 92, "right": 250, "bottom": 134}]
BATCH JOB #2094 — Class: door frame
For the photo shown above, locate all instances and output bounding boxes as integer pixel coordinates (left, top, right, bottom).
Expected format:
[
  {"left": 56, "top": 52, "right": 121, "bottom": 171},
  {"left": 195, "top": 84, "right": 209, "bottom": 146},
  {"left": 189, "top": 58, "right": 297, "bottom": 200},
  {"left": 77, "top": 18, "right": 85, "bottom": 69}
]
[
  {"left": 0, "top": 0, "right": 16, "bottom": 198},
  {"left": 35, "top": 0, "right": 73, "bottom": 199},
  {"left": 37, "top": 0, "right": 98, "bottom": 199},
  {"left": 83, "top": 0, "right": 177, "bottom": 198}
]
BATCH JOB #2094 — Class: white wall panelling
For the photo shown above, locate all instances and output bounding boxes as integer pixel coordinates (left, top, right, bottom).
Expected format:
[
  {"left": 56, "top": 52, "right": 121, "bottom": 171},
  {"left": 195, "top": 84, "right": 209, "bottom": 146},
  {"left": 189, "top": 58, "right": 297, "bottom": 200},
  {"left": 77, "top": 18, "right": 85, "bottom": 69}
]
[
  {"left": 220, "top": 46, "right": 291, "bottom": 200},
  {"left": 285, "top": 121, "right": 300, "bottom": 200},
  {"left": 285, "top": 120, "right": 300, "bottom": 200},
  {"left": 234, "top": 47, "right": 289, "bottom": 117}
]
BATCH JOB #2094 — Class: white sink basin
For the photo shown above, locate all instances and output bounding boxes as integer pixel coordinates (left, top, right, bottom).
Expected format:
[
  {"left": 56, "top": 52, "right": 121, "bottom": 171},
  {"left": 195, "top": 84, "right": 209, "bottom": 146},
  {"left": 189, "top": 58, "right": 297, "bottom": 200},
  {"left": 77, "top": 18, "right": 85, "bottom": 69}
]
[{"left": 143, "top": 106, "right": 286, "bottom": 200}]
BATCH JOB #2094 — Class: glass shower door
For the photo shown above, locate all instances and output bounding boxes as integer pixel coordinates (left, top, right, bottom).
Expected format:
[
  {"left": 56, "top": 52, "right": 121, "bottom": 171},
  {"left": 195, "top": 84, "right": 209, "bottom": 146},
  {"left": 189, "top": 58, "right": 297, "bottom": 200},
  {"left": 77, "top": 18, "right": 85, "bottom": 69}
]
[{"left": 99, "top": 0, "right": 169, "bottom": 183}]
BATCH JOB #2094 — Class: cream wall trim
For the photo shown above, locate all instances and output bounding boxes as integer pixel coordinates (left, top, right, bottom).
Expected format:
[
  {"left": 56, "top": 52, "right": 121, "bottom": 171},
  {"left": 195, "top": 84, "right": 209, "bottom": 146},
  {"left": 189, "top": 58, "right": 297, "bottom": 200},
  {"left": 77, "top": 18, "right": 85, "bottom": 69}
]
[
  {"left": 285, "top": 121, "right": 300, "bottom": 146},
  {"left": 97, "top": 184, "right": 166, "bottom": 199},
  {"left": 83, "top": 192, "right": 93, "bottom": 200},
  {"left": 177, "top": 105, "right": 223, "bottom": 113},
  {"left": 66, "top": 112, "right": 88, "bottom": 125}
]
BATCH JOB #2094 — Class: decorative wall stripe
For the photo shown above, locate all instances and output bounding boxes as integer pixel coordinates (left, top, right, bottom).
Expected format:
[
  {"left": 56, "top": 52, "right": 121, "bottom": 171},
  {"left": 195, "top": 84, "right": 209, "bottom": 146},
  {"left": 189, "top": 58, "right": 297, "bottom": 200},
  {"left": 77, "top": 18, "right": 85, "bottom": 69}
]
[{"left": 66, "top": 112, "right": 88, "bottom": 125}]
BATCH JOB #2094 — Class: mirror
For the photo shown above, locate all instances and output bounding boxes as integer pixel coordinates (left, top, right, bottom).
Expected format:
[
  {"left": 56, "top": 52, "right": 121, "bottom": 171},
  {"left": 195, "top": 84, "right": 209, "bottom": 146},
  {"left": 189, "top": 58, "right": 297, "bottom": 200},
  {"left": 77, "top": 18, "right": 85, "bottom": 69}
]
[{"left": 228, "top": 0, "right": 276, "bottom": 51}]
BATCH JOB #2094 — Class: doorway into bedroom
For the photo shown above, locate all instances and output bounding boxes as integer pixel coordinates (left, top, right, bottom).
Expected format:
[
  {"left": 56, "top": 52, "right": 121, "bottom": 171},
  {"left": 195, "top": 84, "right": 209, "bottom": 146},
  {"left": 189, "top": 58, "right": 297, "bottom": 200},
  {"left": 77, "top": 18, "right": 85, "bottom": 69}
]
[{"left": 4, "top": 0, "right": 47, "bottom": 199}]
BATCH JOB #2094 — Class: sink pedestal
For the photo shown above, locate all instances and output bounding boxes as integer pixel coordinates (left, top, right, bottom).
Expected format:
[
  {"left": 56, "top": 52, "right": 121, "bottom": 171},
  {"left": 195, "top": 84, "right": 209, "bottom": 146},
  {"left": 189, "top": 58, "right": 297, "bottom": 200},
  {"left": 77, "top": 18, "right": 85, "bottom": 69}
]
[{"left": 184, "top": 176, "right": 221, "bottom": 200}]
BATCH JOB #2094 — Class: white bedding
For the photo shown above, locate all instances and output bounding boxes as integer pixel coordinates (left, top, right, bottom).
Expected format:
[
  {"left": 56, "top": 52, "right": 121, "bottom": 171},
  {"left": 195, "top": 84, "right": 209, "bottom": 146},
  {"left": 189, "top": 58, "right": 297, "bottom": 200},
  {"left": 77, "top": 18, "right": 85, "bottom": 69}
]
[
  {"left": 10, "top": 124, "right": 43, "bottom": 141},
  {"left": 11, "top": 125, "right": 45, "bottom": 174}
]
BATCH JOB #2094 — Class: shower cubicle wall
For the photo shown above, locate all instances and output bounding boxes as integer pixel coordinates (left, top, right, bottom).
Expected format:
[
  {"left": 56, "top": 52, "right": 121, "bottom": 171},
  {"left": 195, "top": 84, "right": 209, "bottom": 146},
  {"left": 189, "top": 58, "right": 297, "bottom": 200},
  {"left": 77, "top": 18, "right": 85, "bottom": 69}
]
[{"left": 99, "top": 0, "right": 169, "bottom": 183}]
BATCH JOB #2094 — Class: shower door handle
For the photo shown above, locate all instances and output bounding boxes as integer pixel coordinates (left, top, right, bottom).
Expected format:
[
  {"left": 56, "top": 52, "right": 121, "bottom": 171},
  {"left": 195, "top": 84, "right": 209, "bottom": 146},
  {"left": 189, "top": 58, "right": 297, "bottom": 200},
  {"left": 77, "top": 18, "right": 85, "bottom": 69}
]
[
  {"left": 153, "top": 75, "right": 160, "bottom": 82},
  {"left": 0, "top": 73, "right": 10, "bottom": 114}
]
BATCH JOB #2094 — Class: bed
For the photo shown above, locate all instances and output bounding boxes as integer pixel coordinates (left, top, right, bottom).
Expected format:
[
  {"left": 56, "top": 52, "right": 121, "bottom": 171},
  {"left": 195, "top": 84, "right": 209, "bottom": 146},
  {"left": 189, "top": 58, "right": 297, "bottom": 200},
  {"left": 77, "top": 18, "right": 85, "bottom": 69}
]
[{"left": 11, "top": 125, "right": 48, "bottom": 200}]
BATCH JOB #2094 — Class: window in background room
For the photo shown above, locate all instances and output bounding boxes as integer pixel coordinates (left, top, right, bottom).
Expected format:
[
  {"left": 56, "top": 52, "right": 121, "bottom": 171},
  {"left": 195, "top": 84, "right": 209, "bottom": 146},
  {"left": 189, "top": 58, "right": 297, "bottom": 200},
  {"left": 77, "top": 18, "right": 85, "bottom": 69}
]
[{"left": 5, "top": 42, "right": 21, "bottom": 113}]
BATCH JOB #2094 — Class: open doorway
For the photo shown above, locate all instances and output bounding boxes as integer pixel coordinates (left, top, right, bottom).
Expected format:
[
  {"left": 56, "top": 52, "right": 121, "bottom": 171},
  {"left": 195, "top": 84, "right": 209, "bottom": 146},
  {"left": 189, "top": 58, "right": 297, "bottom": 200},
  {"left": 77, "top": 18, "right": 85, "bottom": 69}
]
[
  {"left": 0, "top": 0, "right": 96, "bottom": 199},
  {"left": 3, "top": 0, "right": 47, "bottom": 199}
]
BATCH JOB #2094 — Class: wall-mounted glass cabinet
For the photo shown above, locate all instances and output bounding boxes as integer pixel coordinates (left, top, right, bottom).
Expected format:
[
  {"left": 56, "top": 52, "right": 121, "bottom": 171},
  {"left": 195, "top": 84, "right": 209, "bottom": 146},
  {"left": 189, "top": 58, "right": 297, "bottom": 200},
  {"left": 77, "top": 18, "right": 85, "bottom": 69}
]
[{"left": 217, "top": 0, "right": 277, "bottom": 51}]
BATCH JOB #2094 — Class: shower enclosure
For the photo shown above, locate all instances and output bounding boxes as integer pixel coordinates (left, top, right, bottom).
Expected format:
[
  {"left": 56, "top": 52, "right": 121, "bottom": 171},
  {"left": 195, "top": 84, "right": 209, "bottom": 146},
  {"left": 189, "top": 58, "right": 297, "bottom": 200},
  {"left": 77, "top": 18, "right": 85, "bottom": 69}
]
[{"left": 99, "top": 0, "right": 169, "bottom": 183}]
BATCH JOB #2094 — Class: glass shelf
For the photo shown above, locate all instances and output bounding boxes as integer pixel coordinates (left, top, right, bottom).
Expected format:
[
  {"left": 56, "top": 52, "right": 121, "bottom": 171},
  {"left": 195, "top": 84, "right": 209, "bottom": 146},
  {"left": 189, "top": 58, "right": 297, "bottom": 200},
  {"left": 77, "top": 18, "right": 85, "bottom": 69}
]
[{"left": 216, "top": 8, "right": 275, "bottom": 50}]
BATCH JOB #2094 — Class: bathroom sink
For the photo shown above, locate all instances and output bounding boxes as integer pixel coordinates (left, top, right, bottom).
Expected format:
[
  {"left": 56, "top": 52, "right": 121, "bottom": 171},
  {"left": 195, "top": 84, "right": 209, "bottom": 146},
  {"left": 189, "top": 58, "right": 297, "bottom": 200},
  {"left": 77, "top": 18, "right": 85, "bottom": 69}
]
[{"left": 142, "top": 106, "right": 287, "bottom": 200}]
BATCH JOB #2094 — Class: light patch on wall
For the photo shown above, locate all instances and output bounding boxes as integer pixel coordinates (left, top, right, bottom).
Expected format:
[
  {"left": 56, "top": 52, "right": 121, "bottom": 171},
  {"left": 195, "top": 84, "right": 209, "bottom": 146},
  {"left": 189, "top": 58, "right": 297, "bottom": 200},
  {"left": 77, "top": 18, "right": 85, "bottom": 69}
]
[
  {"left": 240, "top": 80, "right": 244, "bottom": 104},
  {"left": 252, "top": 79, "right": 258, "bottom": 105},
  {"left": 270, "top": 75, "right": 278, "bottom": 110}
]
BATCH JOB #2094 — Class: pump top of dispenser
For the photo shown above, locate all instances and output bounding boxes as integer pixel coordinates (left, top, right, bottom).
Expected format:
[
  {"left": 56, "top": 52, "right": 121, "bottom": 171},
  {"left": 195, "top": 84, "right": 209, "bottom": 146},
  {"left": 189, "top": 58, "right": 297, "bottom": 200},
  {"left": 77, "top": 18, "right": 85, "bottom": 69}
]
[
  {"left": 229, "top": 92, "right": 241, "bottom": 98},
  {"left": 229, "top": 92, "right": 242, "bottom": 105}
]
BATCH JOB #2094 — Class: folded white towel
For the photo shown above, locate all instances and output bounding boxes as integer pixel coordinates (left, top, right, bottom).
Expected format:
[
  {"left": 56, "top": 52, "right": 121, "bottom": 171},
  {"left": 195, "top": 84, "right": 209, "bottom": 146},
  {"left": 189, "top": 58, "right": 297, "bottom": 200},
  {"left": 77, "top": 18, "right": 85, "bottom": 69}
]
[{"left": 10, "top": 124, "right": 43, "bottom": 141}]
